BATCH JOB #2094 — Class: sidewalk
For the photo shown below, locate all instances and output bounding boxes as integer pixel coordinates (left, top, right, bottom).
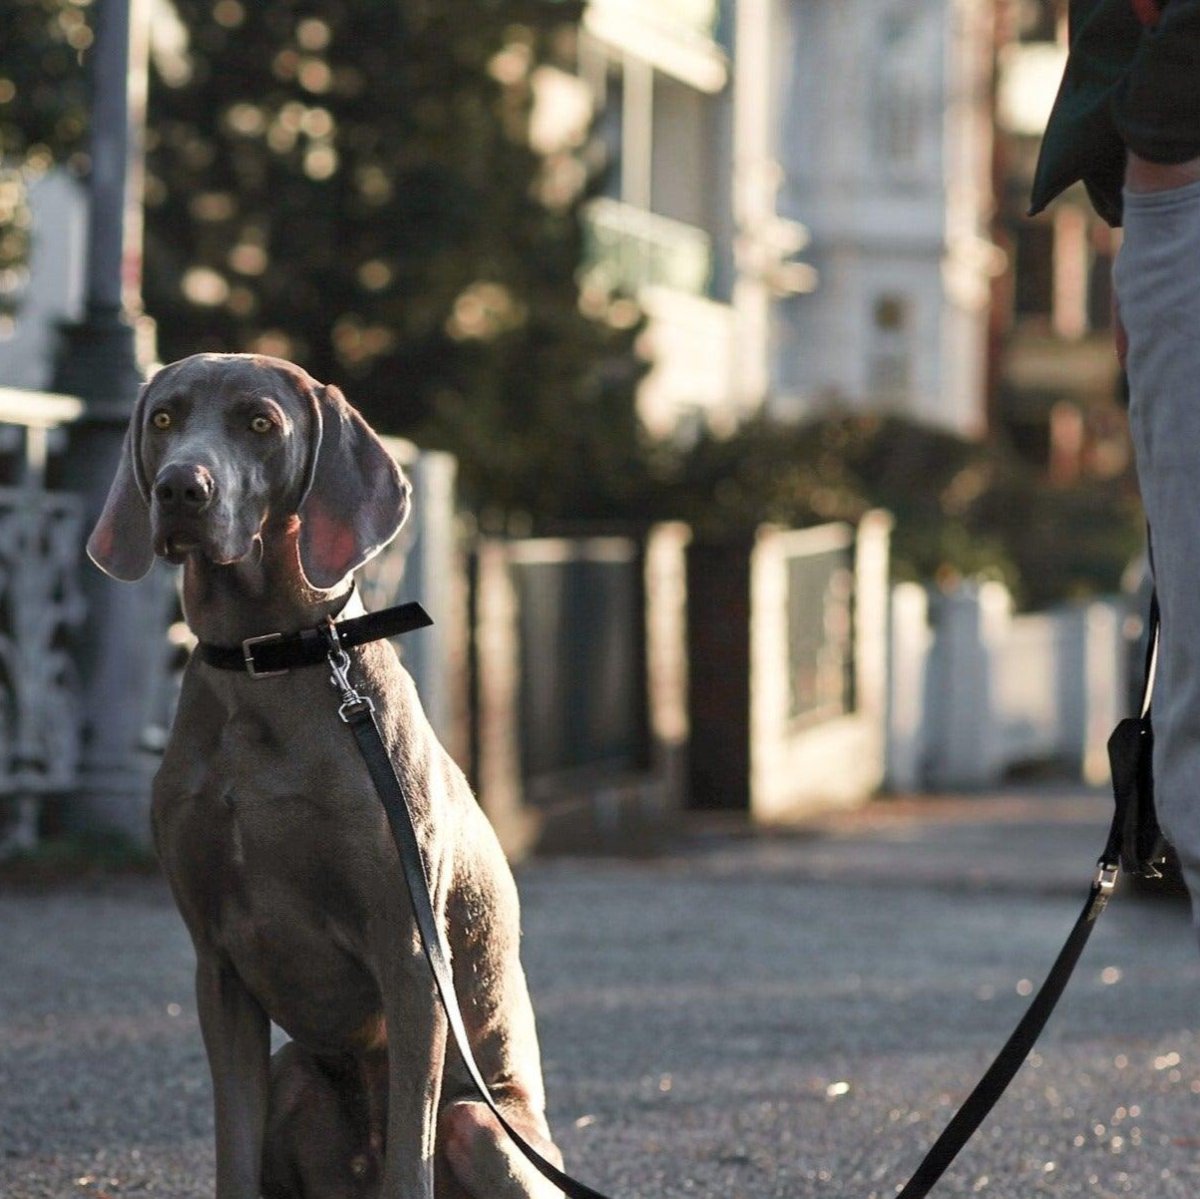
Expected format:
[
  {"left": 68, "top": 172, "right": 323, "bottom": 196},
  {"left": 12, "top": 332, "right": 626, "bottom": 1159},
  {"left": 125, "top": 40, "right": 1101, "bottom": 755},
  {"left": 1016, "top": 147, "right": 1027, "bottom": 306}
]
[
  {"left": 3, "top": 785, "right": 1198, "bottom": 1199},
  {"left": 674, "top": 784, "right": 1125, "bottom": 896}
]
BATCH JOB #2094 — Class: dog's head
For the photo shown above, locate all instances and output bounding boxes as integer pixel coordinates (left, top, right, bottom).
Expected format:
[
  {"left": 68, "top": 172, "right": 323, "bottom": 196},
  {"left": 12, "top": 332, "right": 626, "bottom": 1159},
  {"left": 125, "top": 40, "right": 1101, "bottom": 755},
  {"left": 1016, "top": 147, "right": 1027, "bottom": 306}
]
[{"left": 87, "top": 352, "right": 410, "bottom": 590}]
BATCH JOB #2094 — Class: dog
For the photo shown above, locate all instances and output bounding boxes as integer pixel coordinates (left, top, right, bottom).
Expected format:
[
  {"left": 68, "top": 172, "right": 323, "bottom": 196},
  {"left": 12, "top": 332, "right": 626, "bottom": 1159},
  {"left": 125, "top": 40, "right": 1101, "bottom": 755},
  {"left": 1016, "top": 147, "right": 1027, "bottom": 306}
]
[{"left": 88, "top": 352, "right": 565, "bottom": 1198}]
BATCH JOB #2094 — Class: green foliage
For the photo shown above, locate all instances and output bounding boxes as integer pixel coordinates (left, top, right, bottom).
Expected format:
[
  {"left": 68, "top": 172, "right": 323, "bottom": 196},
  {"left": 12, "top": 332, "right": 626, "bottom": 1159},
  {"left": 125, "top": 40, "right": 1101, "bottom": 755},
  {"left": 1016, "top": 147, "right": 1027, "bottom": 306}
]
[
  {"left": 0, "top": 168, "right": 33, "bottom": 317},
  {"left": 143, "top": 0, "right": 647, "bottom": 520},
  {"left": 649, "top": 412, "right": 1143, "bottom": 608},
  {"left": 0, "top": 0, "right": 89, "bottom": 162},
  {"left": 0, "top": 0, "right": 90, "bottom": 314},
  {"left": 968, "top": 462, "right": 1144, "bottom": 609}
]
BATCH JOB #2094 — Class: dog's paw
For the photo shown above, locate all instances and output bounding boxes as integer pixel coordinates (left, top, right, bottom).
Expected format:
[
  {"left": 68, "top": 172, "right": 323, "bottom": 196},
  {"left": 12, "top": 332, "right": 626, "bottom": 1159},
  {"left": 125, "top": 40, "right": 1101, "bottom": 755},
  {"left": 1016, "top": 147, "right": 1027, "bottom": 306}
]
[{"left": 440, "top": 1100, "right": 564, "bottom": 1199}]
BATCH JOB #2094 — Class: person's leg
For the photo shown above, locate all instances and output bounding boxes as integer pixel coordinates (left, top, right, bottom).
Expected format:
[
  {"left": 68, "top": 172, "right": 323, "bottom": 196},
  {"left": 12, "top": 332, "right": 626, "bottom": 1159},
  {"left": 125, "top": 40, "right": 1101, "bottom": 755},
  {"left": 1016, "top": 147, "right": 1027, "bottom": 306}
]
[{"left": 1114, "top": 164, "right": 1200, "bottom": 935}]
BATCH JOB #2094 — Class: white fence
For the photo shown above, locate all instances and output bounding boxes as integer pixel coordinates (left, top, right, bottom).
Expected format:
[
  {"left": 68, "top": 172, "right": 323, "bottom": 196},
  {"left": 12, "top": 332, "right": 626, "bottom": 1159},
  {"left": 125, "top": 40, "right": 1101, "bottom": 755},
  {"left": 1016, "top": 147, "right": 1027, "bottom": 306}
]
[{"left": 888, "top": 580, "right": 1127, "bottom": 791}]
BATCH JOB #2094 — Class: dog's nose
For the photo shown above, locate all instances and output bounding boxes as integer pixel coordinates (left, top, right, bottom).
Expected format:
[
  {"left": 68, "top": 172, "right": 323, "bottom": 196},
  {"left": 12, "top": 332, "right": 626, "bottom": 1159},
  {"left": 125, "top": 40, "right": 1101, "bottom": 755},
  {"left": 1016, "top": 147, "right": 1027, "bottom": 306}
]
[{"left": 154, "top": 463, "right": 215, "bottom": 515}]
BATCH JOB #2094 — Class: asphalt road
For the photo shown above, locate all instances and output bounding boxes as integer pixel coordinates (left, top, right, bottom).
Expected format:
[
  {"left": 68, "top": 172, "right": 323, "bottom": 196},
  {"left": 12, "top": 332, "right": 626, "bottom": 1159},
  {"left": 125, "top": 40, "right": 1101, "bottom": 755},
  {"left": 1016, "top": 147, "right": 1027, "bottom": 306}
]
[{"left": 3, "top": 787, "right": 1200, "bottom": 1199}]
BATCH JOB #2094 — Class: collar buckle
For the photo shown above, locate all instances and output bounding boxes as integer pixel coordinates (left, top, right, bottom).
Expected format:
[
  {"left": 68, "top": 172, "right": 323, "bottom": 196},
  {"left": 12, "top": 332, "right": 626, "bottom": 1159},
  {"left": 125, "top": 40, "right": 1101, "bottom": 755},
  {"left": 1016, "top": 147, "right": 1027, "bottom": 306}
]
[{"left": 242, "top": 632, "right": 288, "bottom": 679}]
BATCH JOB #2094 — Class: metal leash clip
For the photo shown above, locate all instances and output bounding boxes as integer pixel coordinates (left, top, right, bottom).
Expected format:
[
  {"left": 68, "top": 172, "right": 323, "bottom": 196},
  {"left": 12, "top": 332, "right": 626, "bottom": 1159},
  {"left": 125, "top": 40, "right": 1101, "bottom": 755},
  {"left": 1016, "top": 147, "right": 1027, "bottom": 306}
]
[
  {"left": 1094, "top": 861, "right": 1119, "bottom": 893},
  {"left": 322, "top": 617, "right": 375, "bottom": 723},
  {"left": 1088, "top": 859, "right": 1120, "bottom": 919}
]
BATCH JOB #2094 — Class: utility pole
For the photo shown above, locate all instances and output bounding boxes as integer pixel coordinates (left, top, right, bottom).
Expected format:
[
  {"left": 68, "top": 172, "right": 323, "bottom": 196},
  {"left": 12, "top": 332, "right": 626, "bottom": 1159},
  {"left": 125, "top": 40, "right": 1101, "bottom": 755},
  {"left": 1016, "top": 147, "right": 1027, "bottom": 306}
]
[{"left": 52, "top": 0, "right": 164, "bottom": 842}]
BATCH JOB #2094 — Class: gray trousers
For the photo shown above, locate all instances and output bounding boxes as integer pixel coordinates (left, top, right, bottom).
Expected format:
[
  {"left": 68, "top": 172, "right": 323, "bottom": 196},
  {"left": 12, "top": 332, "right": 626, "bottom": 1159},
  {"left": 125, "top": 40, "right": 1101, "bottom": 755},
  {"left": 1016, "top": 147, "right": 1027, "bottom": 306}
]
[{"left": 1114, "top": 177, "right": 1200, "bottom": 930}]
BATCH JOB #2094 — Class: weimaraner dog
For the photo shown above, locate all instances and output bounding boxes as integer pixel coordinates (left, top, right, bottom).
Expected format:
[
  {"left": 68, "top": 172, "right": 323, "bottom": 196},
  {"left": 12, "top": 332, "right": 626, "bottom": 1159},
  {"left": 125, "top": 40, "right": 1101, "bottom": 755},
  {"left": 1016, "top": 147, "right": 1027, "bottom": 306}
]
[{"left": 88, "top": 352, "right": 564, "bottom": 1199}]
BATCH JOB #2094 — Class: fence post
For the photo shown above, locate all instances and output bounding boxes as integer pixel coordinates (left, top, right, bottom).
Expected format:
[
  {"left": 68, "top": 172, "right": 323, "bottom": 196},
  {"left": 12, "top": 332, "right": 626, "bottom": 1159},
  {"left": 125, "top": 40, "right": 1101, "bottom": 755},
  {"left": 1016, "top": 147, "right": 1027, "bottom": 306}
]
[
  {"left": 395, "top": 450, "right": 461, "bottom": 755},
  {"left": 925, "top": 582, "right": 1010, "bottom": 788},
  {"left": 854, "top": 509, "right": 893, "bottom": 752},
  {"left": 644, "top": 522, "right": 691, "bottom": 812},
  {"left": 887, "top": 582, "right": 932, "bottom": 792},
  {"left": 686, "top": 539, "right": 753, "bottom": 810},
  {"left": 469, "top": 540, "right": 536, "bottom": 857},
  {"left": 1079, "top": 600, "right": 1124, "bottom": 785}
]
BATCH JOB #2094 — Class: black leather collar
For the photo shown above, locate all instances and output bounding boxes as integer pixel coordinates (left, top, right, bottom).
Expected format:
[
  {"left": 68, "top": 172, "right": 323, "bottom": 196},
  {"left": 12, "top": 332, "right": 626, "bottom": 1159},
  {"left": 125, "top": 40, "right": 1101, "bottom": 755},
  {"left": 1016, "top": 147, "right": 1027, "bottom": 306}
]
[{"left": 195, "top": 601, "right": 433, "bottom": 678}]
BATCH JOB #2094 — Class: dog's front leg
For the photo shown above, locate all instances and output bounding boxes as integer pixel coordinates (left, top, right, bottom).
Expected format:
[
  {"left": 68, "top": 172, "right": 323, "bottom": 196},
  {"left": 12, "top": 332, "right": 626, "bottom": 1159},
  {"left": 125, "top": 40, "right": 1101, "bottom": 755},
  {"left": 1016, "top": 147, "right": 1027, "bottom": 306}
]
[
  {"left": 195, "top": 954, "right": 271, "bottom": 1198},
  {"left": 380, "top": 966, "right": 447, "bottom": 1198}
]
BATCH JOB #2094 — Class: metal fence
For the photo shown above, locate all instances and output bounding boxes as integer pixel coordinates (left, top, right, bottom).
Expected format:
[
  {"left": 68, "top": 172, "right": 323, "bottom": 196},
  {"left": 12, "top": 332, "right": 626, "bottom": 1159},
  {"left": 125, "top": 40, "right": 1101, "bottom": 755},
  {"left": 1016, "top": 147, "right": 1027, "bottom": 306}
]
[
  {"left": 783, "top": 525, "right": 856, "bottom": 726},
  {"left": 688, "top": 514, "right": 892, "bottom": 819},
  {"left": 0, "top": 390, "right": 894, "bottom": 857},
  {"left": 0, "top": 389, "right": 87, "bottom": 856},
  {"left": 470, "top": 527, "right": 686, "bottom": 853},
  {"left": 508, "top": 537, "right": 644, "bottom": 781}
]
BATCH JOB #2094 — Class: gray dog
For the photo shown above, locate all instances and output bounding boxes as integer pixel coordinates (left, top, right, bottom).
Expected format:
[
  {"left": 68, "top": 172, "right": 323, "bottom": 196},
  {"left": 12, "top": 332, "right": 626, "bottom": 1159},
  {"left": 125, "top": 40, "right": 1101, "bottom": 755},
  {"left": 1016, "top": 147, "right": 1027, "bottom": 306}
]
[{"left": 88, "top": 352, "right": 564, "bottom": 1199}]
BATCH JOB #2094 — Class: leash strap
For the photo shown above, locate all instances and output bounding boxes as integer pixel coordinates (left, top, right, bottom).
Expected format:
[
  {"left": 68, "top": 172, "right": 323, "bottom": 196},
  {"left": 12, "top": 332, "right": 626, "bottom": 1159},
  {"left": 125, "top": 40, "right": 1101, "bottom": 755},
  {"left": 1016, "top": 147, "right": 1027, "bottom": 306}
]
[
  {"left": 320, "top": 619, "right": 614, "bottom": 1199},
  {"left": 894, "top": 872, "right": 1113, "bottom": 1198},
  {"left": 895, "top": 590, "right": 1161, "bottom": 1197},
  {"left": 1140, "top": 589, "right": 1160, "bottom": 722}
]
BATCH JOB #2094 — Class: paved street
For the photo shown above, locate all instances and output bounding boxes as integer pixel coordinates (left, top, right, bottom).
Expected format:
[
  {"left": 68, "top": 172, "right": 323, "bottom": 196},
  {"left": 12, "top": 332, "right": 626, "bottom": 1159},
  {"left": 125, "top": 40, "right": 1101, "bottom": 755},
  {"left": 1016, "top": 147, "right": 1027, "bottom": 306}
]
[{"left": 3, "top": 787, "right": 1200, "bottom": 1199}]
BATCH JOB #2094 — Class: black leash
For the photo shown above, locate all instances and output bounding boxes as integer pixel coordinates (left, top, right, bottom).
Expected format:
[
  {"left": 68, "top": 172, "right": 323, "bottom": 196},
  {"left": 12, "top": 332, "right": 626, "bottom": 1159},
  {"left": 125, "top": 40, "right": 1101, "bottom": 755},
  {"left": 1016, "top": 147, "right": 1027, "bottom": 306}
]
[
  {"left": 198, "top": 595, "right": 1164, "bottom": 1199},
  {"left": 895, "top": 590, "right": 1161, "bottom": 1198},
  {"left": 324, "top": 627, "right": 611, "bottom": 1199},
  {"left": 894, "top": 874, "right": 1112, "bottom": 1198}
]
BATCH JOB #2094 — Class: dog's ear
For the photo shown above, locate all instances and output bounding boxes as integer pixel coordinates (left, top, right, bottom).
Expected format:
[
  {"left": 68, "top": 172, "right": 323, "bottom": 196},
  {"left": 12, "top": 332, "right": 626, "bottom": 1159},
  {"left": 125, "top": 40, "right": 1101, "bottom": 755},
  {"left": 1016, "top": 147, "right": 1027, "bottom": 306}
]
[
  {"left": 297, "top": 384, "right": 410, "bottom": 590},
  {"left": 87, "top": 389, "right": 155, "bottom": 582}
]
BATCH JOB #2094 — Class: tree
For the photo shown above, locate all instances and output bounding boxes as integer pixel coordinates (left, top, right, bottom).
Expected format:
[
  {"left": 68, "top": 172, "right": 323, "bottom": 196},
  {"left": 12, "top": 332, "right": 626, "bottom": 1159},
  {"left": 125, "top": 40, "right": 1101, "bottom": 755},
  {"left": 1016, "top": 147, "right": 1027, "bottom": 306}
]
[
  {"left": 0, "top": 0, "right": 90, "bottom": 318},
  {"left": 143, "top": 0, "right": 648, "bottom": 522}
]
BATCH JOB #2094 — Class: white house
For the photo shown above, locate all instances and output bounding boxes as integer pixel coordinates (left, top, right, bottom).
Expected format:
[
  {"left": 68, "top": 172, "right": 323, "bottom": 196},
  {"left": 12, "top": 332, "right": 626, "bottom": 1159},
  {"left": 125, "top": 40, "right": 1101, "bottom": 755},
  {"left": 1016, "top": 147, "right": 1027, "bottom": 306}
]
[
  {"left": 772, "top": 0, "right": 1001, "bottom": 436},
  {"left": 573, "top": 0, "right": 1002, "bottom": 440},
  {"left": 571, "top": 0, "right": 747, "bottom": 437}
]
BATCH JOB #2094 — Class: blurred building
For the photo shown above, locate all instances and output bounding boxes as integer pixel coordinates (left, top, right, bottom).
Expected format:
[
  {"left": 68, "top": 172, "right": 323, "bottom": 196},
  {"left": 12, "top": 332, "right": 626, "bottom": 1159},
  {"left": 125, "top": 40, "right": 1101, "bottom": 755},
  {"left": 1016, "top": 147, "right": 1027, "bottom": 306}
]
[
  {"left": 570, "top": 0, "right": 747, "bottom": 438},
  {"left": 991, "top": 0, "right": 1127, "bottom": 483},
  {"left": 572, "top": 0, "right": 1004, "bottom": 440},
  {"left": 772, "top": 0, "right": 1001, "bottom": 436},
  {"left": 5, "top": 1, "right": 1112, "bottom": 456}
]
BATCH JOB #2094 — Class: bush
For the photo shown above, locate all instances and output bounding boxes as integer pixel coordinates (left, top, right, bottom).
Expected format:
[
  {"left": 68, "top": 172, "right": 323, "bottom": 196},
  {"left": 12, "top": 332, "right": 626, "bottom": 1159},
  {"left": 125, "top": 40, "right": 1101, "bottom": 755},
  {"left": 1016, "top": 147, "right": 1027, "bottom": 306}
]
[{"left": 644, "top": 411, "right": 1143, "bottom": 609}]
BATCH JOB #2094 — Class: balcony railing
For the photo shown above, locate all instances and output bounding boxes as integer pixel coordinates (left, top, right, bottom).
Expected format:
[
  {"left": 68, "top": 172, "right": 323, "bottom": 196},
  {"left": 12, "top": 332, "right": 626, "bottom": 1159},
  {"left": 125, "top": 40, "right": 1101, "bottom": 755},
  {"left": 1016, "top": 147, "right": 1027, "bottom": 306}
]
[
  {"left": 581, "top": 197, "right": 713, "bottom": 297},
  {"left": 588, "top": 0, "right": 721, "bottom": 47},
  {"left": 646, "top": 0, "right": 720, "bottom": 40}
]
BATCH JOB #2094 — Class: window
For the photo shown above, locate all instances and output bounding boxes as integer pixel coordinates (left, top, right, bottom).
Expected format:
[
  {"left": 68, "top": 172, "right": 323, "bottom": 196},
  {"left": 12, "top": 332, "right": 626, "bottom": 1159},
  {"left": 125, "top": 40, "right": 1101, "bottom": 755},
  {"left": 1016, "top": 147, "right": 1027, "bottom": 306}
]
[
  {"left": 868, "top": 293, "right": 913, "bottom": 403},
  {"left": 873, "top": 10, "right": 927, "bottom": 176}
]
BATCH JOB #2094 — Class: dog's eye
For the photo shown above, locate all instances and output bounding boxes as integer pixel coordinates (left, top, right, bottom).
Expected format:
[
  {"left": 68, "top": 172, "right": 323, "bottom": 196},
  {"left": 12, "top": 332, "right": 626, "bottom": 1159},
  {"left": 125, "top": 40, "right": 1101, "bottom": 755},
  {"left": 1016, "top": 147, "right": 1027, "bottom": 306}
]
[
  {"left": 151, "top": 410, "right": 172, "bottom": 430},
  {"left": 249, "top": 415, "right": 274, "bottom": 434}
]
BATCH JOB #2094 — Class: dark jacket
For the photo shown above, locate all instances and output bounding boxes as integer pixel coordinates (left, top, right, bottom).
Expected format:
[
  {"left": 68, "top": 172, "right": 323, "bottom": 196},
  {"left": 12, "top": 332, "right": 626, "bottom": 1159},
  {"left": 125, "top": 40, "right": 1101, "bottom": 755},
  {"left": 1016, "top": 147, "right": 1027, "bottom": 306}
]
[{"left": 1030, "top": 0, "right": 1200, "bottom": 226}]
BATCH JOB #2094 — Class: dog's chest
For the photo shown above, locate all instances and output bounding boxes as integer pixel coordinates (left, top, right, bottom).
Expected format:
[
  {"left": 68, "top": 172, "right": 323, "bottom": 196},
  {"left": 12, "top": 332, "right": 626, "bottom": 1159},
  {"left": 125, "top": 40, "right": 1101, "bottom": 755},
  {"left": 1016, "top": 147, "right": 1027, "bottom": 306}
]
[
  {"left": 161, "top": 700, "right": 377, "bottom": 882},
  {"left": 178, "top": 659, "right": 426, "bottom": 848},
  {"left": 154, "top": 701, "right": 392, "bottom": 1034}
]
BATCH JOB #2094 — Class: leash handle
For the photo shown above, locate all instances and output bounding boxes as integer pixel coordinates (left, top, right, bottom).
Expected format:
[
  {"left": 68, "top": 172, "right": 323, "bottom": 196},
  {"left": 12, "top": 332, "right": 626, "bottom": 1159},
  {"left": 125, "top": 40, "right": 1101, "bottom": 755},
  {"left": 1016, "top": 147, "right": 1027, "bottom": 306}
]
[{"left": 322, "top": 619, "right": 615, "bottom": 1199}]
